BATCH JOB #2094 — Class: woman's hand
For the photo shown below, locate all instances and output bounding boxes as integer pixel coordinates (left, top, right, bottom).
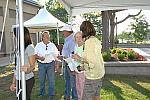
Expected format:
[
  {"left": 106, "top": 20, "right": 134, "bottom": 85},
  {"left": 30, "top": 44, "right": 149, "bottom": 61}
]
[
  {"left": 39, "top": 56, "right": 45, "bottom": 61},
  {"left": 10, "top": 83, "right": 16, "bottom": 92},
  {"left": 72, "top": 54, "right": 88, "bottom": 64},
  {"left": 21, "top": 64, "right": 32, "bottom": 73},
  {"left": 72, "top": 54, "right": 80, "bottom": 61},
  {"left": 35, "top": 54, "right": 45, "bottom": 61},
  {"left": 57, "top": 55, "right": 64, "bottom": 61}
]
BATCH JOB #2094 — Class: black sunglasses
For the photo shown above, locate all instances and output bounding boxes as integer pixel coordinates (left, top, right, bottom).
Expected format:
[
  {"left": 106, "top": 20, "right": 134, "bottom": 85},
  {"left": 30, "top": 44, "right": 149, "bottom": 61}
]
[{"left": 46, "top": 45, "right": 48, "bottom": 50}]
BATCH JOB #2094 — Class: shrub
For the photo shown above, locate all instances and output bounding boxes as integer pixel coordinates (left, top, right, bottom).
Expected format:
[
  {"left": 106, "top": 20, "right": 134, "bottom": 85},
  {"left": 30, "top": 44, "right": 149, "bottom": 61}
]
[
  {"left": 116, "top": 49, "right": 122, "bottom": 54},
  {"left": 127, "top": 51, "right": 136, "bottom": 60},
  {"left": 118, "top": 53, "right": 125, "bottom": 61},
  {"left": 102, "top": 48, "right": 146, "bottom": 61},
  {"left": 111, "top": 48, "right": 117, "bottom": 54},
  {"left": 122, "top": 51, "right": 127, "bottom": 57},
  {"left": 102, "top": 52, "right": 111, "bottom": 61}
]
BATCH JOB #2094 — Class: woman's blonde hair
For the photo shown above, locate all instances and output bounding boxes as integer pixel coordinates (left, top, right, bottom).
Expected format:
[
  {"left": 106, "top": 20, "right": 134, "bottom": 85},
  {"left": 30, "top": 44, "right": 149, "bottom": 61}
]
[{"left": 74, "top": 31, "right": 82, "bottom": 41}]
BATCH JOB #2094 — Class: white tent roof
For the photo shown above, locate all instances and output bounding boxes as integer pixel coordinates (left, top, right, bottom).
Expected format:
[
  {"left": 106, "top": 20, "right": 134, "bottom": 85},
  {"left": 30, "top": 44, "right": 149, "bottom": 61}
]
[
  {"left": 58, "top": 0, "right": 150, "bottom": 16},
  {"left": 13, "top": 8, "right": 66, "bottom": 33}
]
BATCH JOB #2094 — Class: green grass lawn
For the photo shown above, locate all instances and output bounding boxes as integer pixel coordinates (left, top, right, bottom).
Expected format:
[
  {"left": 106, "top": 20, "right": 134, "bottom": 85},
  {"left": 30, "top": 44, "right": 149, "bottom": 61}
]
[{"left": 0, "top": 65, "right": 150, "bottom": 100}]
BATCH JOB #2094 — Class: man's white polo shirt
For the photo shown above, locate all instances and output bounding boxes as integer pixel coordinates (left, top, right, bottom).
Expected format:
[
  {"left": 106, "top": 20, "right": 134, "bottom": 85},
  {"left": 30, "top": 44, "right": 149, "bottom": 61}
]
[{"left": 35, "top": 41, "right": 59, "bottom": 63}]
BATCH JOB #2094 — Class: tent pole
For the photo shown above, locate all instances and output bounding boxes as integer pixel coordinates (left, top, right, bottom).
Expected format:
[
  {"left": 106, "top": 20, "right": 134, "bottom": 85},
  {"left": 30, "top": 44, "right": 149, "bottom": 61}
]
[
  {"left": 68, "top": 9, "right": 73, "bottom": 32},
  {"left": 18, "top": 0, "right": 26, "bottom": 100},
  {"left": 57, "top": 23, "right": 60, "bottom": 45},
  {"left": 68, "top": 10, "right": 72, "bottom": 23}
]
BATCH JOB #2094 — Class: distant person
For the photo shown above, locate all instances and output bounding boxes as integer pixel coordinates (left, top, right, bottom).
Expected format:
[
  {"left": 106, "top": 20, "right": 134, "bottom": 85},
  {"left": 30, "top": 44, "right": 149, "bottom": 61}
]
[
  {"left": 34, "top": 31, "right": 59, "bottom": 99},
  {"left": 72, "top": 21, "right": 105, "bottom": 100},
  {"left": 55, "top": 44, "right": 64, "bottom": 74},
  {"left": 10, "top": 27, "right": 36, "bottom": 100},
  {"left": 59, "top": 25, "right": 78, "bottom": 100}
]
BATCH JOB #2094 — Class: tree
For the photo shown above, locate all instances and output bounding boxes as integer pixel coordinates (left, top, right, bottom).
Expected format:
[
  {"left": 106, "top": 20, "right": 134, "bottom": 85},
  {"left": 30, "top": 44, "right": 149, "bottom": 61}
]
[
  {"left": 83, "top": 12, "right": 102, "bottom": 35},
  {"left": 118, "top": 31, "right": 133, "bottom": 43},
  {"left": 46, "top": 0, "right": 68, "bottom": 23},
  {"left": 108, "top": 10, "right": 142, "bottom": 49},
  {"left": 130, "top": 15, "right": 150, "bottom": 42}
]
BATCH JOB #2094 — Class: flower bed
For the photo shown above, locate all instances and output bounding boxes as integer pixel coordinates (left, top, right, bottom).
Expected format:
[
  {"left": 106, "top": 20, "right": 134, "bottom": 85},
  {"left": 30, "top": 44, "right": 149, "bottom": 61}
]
[{"left": 102, "top": 48, "right": 147, "bottom": 61}]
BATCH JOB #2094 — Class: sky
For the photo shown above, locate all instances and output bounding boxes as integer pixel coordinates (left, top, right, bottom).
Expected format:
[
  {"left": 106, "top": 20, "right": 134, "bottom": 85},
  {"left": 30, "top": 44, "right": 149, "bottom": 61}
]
[{"left": 116, "top": 9, "right": 150, "bottom": 34}]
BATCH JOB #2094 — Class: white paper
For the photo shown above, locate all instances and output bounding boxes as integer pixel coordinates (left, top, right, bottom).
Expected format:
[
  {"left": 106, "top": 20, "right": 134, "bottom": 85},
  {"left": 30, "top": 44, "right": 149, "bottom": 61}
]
[
  {"left": 65, "top": 57, "right": 80, "bottom": 73},
  {"left": 64, "top": 57, "right": 72, "bottom": 63}
]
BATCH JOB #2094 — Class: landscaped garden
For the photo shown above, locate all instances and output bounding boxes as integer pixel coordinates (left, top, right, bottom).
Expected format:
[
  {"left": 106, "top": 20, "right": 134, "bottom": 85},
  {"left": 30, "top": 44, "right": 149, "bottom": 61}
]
[
  {"left": 0, "top": 64, "right": 150, "bottom": 100},
  {"left": 102, "top": 48, "right": 146, "bottom": 61}
]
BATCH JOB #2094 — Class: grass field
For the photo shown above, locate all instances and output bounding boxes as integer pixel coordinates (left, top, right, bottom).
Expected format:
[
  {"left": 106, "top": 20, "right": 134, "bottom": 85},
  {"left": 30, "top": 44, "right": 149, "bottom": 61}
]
[{"left": 0, "top": 65, "right": 150, "bottom": 100}]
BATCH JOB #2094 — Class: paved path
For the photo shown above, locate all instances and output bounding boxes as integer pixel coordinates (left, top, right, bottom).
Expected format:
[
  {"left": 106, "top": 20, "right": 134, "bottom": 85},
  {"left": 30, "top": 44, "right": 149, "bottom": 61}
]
[
  {"left": 0, "top": 56, "right": 11, "bottom": 67},
  {"left": 135, "top": 48, "right": 150, "bottom": 60},
  {"left": 139, "top": 48, "right": 150, "bottom": 54}
]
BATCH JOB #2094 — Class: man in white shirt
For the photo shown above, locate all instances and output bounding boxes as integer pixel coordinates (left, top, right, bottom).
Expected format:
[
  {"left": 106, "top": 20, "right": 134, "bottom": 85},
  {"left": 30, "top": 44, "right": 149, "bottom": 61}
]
[{"left": 34, "top": 31, "right": 59, "bottom": 99}]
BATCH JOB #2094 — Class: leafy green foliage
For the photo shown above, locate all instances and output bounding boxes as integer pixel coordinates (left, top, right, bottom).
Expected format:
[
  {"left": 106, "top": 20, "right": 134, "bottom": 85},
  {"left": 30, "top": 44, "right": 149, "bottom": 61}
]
[
  {"left": 82, "top": 12, "right": 102, "bottom": 35},
  {"left": 130, "top": 15, "right": 150, "bottom": 42},
  {"left": 122, "top": 50, "right": 128, "bottom": 57},
  {"left": 116, "top": 49, "right": 122, "bottom": 54},
  {"left": 96, "top": 34, "right": 102, "bottom": 41},
  {"left": 111, "top": 48, "right": 117, "bottom": 54},
  {"left": 118, "top": 53, "right": 125, "bottom": 61},
  {"left": 127, "top": 51, "right": 136, "bottom": 60},
  {"left": 108, "top": 48, "right": 145, "bottom": 61},
  {"left": 118, "top": 31, "right": 134, "bottom": 43},
  {"left": 102, "top": 52, "right": 111, "bottom": 61},
  {"left": 46, "top": 0, "right": 68, "bottom": 23}
]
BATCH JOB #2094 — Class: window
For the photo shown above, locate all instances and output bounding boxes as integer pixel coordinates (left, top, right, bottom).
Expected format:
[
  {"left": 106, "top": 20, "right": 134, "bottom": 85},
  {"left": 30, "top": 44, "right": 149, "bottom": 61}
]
[{"left": 0, "top": 7, "right": 3, "bottom": 16}]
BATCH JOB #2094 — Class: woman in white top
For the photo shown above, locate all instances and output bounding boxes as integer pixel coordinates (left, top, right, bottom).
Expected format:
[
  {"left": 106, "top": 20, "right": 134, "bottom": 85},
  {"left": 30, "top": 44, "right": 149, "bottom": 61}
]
[{"left": 73, "top": 31, "right": 85, "bottom": 100}]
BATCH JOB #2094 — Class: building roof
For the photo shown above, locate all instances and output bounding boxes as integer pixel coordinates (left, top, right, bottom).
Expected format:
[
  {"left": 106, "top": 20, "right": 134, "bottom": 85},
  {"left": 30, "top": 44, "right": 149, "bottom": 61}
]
[{"left": 23, "top": 0, "right": 40, "bottom": 7}]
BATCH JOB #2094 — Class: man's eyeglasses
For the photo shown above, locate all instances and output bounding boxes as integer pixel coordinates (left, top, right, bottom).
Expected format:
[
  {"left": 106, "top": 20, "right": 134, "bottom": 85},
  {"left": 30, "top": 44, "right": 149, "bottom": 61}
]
[{"left": 46, "top": 45, "right": 48, "bottom": 50}]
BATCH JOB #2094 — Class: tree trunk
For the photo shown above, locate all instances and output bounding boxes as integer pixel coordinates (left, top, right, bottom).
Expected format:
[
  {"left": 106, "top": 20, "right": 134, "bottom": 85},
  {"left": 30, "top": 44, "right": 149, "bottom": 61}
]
[
  {"left": 102, "top": 11, "right": 110, "bottom": 52},
  {"left": 109, "top": 11, "right": 116, "bottom": 49}
]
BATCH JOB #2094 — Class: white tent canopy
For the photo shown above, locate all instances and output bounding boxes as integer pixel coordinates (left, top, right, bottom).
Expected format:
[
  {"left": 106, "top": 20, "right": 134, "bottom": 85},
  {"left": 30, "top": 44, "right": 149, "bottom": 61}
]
[
  {"left": 12, "top": 8, "right": 66, "bottom": 33},
  {"left": 58, "top": 0, "right": 150, "bottom": 16}
]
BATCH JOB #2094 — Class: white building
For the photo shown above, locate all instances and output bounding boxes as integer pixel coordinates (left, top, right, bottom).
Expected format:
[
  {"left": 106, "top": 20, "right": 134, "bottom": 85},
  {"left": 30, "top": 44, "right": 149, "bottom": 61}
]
[{"left": 0, "top": 0, "right": 40, "bottom": 57}]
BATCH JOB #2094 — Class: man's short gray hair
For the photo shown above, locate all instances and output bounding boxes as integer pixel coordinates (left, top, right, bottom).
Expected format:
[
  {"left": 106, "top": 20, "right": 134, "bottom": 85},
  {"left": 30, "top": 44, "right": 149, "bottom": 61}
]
[{"left": 41, "top": 31, "right": 50, "bottom": 40}]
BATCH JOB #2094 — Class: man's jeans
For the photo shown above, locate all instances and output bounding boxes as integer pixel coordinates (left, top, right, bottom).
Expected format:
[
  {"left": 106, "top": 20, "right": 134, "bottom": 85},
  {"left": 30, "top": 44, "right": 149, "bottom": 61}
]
[
  {"left": 64, "top": 64, "right": 78, "bottom": 100},
  {"left": 38, "top": 61, "right": 55, "bottom": 96}
]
